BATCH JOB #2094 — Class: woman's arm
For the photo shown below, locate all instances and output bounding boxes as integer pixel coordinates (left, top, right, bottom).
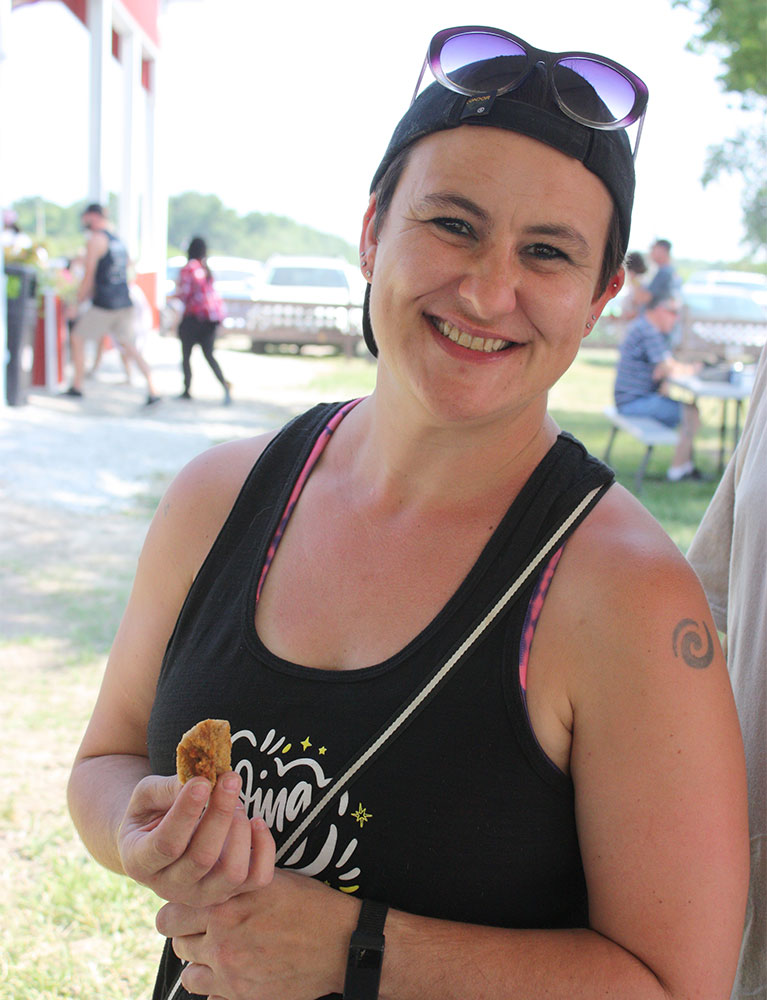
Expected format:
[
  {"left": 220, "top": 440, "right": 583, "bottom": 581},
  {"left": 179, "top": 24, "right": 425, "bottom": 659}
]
[{"left": 68, "top": 434, "right": 277, "bottom": 902}]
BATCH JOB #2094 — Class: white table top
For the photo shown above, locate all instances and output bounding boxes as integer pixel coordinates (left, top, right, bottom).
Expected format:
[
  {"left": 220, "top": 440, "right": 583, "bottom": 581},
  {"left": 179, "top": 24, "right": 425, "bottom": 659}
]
[{"left": 667, "top": 371, "right": 755, "bottom": 401}]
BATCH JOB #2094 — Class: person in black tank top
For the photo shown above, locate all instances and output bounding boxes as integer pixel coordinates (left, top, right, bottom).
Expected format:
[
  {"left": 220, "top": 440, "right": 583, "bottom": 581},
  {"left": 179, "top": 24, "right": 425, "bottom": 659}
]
[
  {"left": 68, "top": 27, "right": 748, "bottom": 1000},
  {"left": 64, "top": 202, "right": 160, "bottom": 403}
]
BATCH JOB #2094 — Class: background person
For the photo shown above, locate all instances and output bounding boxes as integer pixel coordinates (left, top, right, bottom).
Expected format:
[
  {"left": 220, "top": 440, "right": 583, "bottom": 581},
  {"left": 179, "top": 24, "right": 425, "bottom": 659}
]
[
  {"left": 68, "top": 25, "right": 747, "bottom": 1000},
  {"left": 614, "top": 295, "right": 702, "bottom": 480},
  {"left": 620, "top": 249, "right": 648, "bottom": 322},
  {"left": 687, "top": 343, "right": 767, "bottom": 1000},
  {"left": 64, "top": 203, "right": 160, "bottom": 405},
  {"left": 635, "top": 237, "right": 681, "bottom": 311},
  {"left": 170, "top": 237, "right": 230, "bottom": 404}
]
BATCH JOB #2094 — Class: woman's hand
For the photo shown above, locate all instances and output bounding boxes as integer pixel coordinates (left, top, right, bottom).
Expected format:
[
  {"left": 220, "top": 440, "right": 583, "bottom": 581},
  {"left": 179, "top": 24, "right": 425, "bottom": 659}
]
[
  {"left": 156, "top": 869, "right": 359, "bottom": 1000},
  {"left": 117, "top": 771, "right": 275, "bottom": 906}
]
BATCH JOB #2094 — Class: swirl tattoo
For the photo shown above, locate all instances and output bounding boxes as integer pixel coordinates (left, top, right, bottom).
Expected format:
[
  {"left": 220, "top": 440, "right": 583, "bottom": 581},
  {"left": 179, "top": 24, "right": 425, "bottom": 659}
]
[{"left": 672, "top": 618, "right": 714, "bottom": 669}]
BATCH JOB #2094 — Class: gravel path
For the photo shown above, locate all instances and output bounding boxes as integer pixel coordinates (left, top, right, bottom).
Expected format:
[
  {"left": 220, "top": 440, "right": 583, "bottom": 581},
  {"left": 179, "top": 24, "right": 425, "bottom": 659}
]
[{"left": 0, "top": 334, "right": 369, "bottom": 649}]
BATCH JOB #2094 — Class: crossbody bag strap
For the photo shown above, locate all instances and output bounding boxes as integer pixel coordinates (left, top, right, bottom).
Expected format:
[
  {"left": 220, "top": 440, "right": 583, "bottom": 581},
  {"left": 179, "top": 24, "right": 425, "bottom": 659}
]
[{"left": 164, "top": 480, "right": 608, "bottom": 1000}]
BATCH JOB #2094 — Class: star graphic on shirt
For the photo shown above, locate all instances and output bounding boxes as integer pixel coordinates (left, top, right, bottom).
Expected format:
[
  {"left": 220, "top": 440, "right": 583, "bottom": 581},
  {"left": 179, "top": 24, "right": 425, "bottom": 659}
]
[
  {"left": 300, "top": 736, "right": 312, "bottom": 751},
  {"left": 351, "top": 803, "right": 373, "bottom": 827},
  {"left": 318, "top": 746, "right": 327, "bottom": 755}
]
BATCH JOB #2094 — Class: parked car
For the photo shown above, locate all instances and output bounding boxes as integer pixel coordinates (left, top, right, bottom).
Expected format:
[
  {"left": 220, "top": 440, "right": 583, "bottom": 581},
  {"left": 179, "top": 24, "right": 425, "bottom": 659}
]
[
  {"left": 685, "top": 269, "right": 767, "bottom": 307},
  {"left": 247, "top": 255, "right": 365, "bottom": 355},
  {"left": 161, "top": 255, "right": 263, "bottom": 333},
  {"left": 678, "top": 279, "right": 767, "bottom": 361}
]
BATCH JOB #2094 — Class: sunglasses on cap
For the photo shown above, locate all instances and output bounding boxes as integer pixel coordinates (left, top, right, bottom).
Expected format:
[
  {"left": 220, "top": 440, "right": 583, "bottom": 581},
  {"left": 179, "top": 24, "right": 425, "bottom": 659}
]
[{"left": 412, "top": 25, "right": 649, "bottom": 159}]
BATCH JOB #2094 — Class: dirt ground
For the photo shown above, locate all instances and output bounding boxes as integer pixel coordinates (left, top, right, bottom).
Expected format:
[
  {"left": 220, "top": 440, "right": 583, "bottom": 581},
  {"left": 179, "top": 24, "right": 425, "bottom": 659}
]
[{"left": 1, "top": 334, "right": 357, "bottom": 656}]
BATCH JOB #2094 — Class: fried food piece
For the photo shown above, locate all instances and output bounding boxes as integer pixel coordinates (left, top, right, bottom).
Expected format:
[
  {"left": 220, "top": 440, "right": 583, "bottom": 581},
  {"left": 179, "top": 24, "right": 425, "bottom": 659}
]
[{"left": 176, "top": 719, "right": 232, "bottom": 786}]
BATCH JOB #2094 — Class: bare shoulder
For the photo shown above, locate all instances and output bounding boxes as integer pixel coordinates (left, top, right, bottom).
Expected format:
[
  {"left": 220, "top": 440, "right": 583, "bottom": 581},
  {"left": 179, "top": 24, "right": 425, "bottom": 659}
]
[
  {"left": 151, "top": 431, "right": 279, "bottom": 571},
  {"left": 561, "top": 481, "right": 704, "bottom": 618}
]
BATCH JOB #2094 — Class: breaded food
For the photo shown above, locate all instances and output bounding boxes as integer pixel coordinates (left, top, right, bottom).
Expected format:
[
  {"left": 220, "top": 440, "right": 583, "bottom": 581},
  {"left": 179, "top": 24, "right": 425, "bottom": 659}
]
[{"left": 176, "top": 719, "right": 232, "bottom": 786}]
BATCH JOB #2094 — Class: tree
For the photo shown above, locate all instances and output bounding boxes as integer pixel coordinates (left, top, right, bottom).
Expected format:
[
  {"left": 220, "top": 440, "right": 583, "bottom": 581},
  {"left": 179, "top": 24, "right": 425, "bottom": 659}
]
[{"left": 673, "top": 0, "right": 767, "bottom": 254}]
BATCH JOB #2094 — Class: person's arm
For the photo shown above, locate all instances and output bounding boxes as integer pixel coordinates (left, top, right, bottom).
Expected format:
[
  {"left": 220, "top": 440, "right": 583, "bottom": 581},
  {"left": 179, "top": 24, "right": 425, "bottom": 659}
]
[
  {"left": 68, "top": 434, "right": 278, "bottom": 904},
  {"left": 76, "top": 231, "right": 107, "bottom": 305},
  {"left": 652, "top": 354, "right": 701, "bottom": 381},
  {"left": 157, "top": 487, "right": 749, "bottom": 1000}
]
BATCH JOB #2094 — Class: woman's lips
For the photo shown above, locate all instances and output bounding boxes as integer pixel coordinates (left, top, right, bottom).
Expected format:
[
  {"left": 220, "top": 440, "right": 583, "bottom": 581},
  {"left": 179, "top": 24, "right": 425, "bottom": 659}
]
[{"left": 430, "top": 316, "right": 514, "bottom": 354}]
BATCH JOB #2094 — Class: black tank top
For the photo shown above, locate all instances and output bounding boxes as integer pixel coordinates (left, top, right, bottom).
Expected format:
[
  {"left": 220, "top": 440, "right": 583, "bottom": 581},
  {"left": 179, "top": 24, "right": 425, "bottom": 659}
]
[
  {"left": 148, "top": 402, "right": 613, "bottom": 1000},
  {"left": 92, "top": 230, "right": 132, "bottom": 309}
]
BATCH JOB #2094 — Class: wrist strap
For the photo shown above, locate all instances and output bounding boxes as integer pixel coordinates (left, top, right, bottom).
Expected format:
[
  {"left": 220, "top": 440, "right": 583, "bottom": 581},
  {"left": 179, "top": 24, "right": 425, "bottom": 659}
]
[{"left": 343, "top": 899, "right": 389, "bottom": 1000}]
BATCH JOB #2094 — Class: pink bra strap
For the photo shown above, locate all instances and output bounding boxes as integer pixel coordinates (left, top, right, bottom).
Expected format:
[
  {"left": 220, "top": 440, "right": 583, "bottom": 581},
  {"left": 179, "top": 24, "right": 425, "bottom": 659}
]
[{"left": 256, "top": 399, "right": 363, "bottom": 603}]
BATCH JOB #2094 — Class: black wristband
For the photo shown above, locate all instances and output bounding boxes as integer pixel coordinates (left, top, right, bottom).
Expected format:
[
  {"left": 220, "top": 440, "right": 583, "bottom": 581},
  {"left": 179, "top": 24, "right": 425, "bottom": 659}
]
[{"left": 343, "top": 899, "right": 388, "bottom": 1000}]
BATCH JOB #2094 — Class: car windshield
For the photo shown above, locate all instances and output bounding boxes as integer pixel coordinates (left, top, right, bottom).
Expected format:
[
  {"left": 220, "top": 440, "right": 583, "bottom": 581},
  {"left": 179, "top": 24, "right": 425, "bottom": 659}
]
[{"left": 268, "top": 267, "right": 349, "bottom": 289}]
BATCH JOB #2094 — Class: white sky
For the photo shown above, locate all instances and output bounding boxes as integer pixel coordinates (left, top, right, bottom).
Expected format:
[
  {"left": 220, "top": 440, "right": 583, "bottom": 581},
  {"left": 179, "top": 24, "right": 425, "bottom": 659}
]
[{"left": 0, "top": 0, "right": 757, "bottom": 262}]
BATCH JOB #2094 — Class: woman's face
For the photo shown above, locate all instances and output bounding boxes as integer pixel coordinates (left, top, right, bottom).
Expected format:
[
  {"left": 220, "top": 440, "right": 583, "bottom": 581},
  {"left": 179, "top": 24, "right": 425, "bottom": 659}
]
[{"left": 362, "top": 126, "right": 623, "bottom": 428}]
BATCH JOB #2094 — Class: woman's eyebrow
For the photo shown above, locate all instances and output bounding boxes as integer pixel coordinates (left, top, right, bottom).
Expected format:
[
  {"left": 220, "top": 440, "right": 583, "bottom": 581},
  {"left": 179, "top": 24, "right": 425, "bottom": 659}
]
[
  {"left": 524, "top": 223, "right": 592, "bottom": 255},
  {"left": 417, "top": 192, "right": 492, "bottom": 226}
]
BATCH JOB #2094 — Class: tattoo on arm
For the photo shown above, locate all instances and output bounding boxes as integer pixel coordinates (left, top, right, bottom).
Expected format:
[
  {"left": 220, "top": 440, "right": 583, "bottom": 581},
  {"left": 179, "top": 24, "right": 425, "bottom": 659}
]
[{"left": 672, "top": 618, "right": 714, "bottom": 669}]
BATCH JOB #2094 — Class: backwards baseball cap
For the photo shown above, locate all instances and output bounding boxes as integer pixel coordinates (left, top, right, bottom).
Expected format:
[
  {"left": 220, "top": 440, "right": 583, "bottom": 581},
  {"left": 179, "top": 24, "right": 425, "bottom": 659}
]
[
  {"left": 363, "top": 59, "right": 640, "bottom": 356},
  {"left": 370, "top": 73, "right": 636, "bottom": 254}
]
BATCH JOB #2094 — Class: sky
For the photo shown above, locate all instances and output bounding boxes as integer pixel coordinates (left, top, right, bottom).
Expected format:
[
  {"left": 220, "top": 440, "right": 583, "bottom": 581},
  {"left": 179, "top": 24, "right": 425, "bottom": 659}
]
[{"left": 0, "top": 0, "right": 758, "bottom": 262}]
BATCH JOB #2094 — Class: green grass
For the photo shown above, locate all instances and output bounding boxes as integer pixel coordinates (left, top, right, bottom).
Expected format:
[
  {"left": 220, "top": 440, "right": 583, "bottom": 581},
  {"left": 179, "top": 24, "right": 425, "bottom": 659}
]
[{"left": 550, "top": 348, "right": 729, "bottom": 551}]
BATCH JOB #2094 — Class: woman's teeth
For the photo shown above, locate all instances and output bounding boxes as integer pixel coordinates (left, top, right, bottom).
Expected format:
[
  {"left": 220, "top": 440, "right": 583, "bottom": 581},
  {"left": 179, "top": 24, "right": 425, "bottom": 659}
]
[{"left": 433, "top": 318, "right": 510, "bottom": 353}]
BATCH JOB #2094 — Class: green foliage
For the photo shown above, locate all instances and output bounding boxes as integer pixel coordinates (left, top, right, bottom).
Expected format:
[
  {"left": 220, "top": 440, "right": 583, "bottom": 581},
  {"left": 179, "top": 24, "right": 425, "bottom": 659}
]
[
  {"left": 10, "top": 193, "right": 358, "bottom": 264},
  {"left": 673, "top": 0, "right": 767, "bottom": 98},
  {"left": 167, "top": 191, "right": 357, "bottom": 263},
  {"left": 703, "top": 127, "right": 767, "bottom": 253},
  {"left": 672, "top": 0, "right": 767, "bottom": 255}
]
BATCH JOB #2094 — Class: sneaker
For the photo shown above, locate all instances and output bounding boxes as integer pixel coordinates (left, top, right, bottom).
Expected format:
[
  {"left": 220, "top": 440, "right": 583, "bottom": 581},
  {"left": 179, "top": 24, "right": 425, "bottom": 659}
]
[
  {"left": 60, "top": 386, "right": 83, "bottom": 398},
  {"left": 145, "top": 394, "right": 161, "bottom": 406},
  {"left": 177, "top": 390, "right": 192, "bottom": 400}
]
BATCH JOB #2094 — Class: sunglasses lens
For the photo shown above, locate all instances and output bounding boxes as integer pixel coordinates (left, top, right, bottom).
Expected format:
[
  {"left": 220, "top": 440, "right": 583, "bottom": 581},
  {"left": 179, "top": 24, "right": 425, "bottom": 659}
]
[
  {"left": 439, "top": 31, "right": 527, "bottom": 93},
  {"left": 553, "top": 58, "right": 637, "bottom": 125}
]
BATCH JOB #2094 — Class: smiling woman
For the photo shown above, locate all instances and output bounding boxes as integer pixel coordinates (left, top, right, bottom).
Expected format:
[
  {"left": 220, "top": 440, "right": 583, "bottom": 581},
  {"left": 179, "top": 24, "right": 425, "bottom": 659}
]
[{"left": 68, "top": 21, "right": 748, "bottom": 1000}]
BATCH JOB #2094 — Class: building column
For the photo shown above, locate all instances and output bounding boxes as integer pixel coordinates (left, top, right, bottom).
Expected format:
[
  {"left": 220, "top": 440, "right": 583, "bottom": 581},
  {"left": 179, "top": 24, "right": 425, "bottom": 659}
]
[
  {"left": 87, "top": 0, "right": 112, "bottom": 205},
  {"left": 120, "top": 26, "right": 141, "bottom": 260}
]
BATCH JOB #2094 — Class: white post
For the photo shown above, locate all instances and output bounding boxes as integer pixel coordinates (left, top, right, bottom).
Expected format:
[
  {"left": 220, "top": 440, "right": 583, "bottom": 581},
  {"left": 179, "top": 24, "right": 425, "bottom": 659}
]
[
  {"left": 87, "top": 0, "right": 112, "bottom": 203},
  {"left": 0, "top": 0, "right": 11, "bottom": 406},
  {"left": 119, "top": 26, "right": 141, "bottom": 259},
  {"left": 43, "top": 288, "right": 60, "bottom": 391}
]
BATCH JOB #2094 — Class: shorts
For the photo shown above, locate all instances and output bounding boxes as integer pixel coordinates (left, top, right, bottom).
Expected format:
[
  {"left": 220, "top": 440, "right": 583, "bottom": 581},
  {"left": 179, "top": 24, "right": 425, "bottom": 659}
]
[
  {"left": 72, "top": 305, "right": 135, "bottom": 346},
  {"left": 617, "top": 393, "right": 682, "bottom": 428}
]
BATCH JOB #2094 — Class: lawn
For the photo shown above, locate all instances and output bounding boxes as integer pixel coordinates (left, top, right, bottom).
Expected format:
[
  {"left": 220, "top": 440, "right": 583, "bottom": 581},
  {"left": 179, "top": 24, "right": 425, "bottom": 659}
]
[{"left": 0, "top": 345, "right": 734, "bottom": 997}]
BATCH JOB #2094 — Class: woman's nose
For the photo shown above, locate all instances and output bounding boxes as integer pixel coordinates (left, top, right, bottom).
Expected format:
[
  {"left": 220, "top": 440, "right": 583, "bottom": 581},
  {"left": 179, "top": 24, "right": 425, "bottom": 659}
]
[{"left": 457, "top": 250, "right": 519, "bottom": 320}]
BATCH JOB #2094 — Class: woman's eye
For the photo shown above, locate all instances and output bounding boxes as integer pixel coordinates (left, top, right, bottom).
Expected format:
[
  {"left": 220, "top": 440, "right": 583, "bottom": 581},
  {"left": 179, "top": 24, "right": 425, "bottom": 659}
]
[
  {"left": 528, "top": 243, "right": 569, "bottom": 261},
  {"left": 432, "top": 217, "right": 474, "bottom": 237}
]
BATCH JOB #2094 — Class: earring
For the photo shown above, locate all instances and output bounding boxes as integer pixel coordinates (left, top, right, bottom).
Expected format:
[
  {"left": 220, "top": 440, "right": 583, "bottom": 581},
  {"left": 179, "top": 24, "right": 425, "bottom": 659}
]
[
  {"left": 365, "top": 270, "right": 372, "bottom": 279},
  {"left": 586, "top": 321, "right": 593, "bottom": 330}
]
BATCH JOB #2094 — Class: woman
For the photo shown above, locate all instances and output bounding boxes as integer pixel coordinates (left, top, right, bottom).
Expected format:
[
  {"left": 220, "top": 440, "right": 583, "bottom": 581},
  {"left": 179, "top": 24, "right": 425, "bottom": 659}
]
[
  {"left": 173, "top": 237, "right": 230, "bottom": 404},
  {"left": 68, "top": 25, "right": 748, "bottom": 1000}
]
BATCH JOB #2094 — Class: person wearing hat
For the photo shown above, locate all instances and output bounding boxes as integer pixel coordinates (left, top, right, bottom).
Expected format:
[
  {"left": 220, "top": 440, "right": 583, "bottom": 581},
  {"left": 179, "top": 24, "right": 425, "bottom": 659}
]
[{"left": 68, "top": 26, "right": 747, "bottom": 1000}]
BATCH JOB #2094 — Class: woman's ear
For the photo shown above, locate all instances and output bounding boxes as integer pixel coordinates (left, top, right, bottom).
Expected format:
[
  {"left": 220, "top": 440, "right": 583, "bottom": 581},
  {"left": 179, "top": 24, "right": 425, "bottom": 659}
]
[
  {"left": 590, "top": 267, "right": 625, "bottom": 320},
  {"left": 359, "top": 193, "right": 378, "bottom": 281}
]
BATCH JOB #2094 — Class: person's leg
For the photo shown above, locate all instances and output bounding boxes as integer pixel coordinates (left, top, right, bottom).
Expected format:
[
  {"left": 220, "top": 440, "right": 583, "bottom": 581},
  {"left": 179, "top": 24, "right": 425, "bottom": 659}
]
[
  {"left": 112, "top": 308, "right": 159, "bottom": 402},
  {"left": 198, "top": 322, "right": 230, "bottom": 402},
  {"left": 66, "top": 307, "right": 105, "bottom": 394},
  {"left": 669, "top": 402, "right": 700, "bottom": 474},
  {"left": 618, "top": 394, "right": 699, "bottom": 480},
  {"left": 68, "top": 332, "right": 86, "bottom": 393},
  {"left": 177, "top": 316, "right": 196, "bottom": 397}
]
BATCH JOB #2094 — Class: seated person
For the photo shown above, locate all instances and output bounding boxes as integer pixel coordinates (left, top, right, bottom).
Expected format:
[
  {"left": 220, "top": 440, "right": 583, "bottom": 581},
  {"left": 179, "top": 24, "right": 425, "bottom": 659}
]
[{"left": 614, "top": 296, "right": 701, "bottom": 481}]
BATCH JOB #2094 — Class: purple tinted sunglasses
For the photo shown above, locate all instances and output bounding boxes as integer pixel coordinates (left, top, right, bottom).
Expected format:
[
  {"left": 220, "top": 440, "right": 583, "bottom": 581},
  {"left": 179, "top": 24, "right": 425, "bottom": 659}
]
[{"left": 413, "top": 26, "right": 649, "bottom": 158}]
